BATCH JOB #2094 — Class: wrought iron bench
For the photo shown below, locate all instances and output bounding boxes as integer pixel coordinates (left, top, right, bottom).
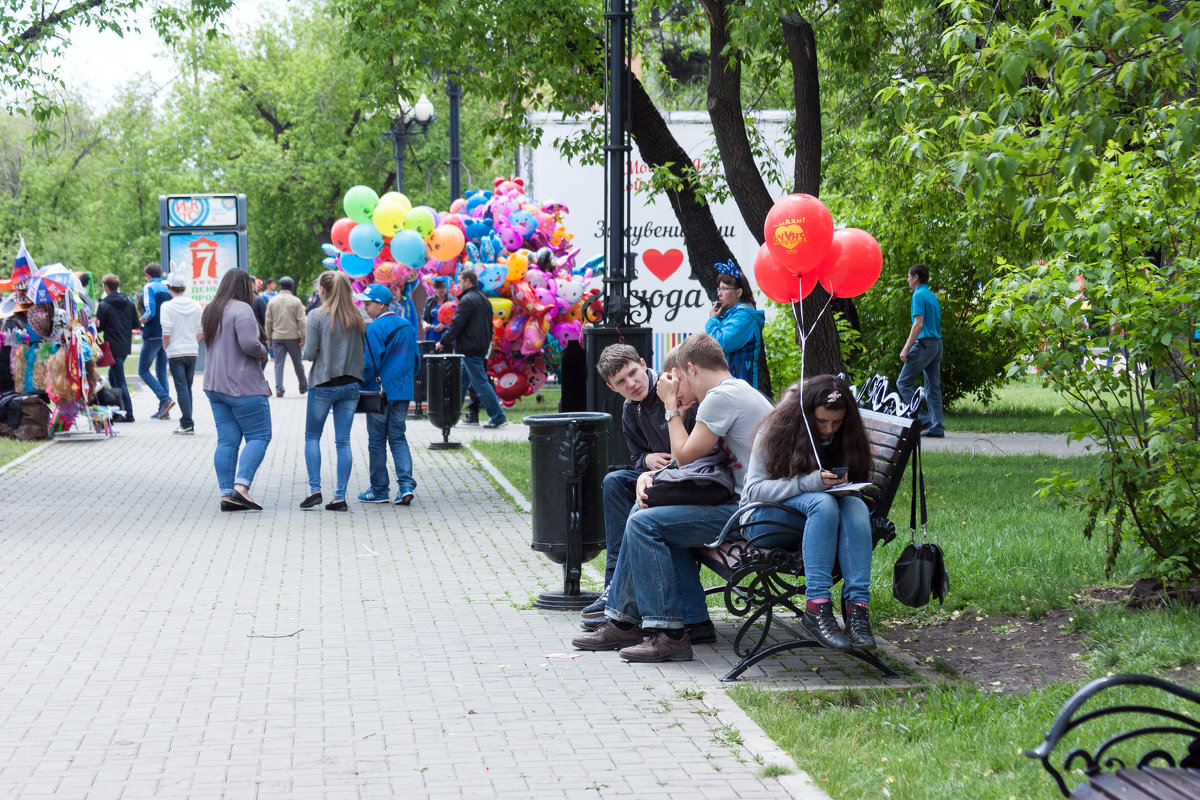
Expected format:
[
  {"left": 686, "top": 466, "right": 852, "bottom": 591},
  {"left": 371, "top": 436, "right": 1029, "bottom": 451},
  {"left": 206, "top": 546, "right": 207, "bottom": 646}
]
[
  {"left": 693, "top": 376, "right": 922, "bottom": 681},
  {"left": 1025, "top": 673, "right": 1200, "bottom": 799}
]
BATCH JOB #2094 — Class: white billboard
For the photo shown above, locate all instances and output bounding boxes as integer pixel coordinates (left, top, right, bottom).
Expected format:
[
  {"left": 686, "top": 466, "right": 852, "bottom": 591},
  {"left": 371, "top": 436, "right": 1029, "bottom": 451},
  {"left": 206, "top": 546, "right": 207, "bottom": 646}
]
[{"left": 522, "top": 111, "right": 791, "bottom": 368}]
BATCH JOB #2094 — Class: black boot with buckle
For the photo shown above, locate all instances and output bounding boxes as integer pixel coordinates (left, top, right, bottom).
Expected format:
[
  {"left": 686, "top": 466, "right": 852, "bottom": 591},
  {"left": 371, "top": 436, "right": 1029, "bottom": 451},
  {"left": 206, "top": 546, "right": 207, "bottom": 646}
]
[
  {"left": 801, "top": 599, "right": 854, "bottom": 651},
  {"left": 842, "top": 601, "right": 877, "bottom": 650}
]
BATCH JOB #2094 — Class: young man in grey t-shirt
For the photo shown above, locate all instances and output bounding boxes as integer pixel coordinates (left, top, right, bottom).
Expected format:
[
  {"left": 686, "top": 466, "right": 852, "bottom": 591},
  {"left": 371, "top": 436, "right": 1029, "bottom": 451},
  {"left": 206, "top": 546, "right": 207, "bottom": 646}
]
[{"left": 572, "top": 333, "right": 773, "bottom": 663}]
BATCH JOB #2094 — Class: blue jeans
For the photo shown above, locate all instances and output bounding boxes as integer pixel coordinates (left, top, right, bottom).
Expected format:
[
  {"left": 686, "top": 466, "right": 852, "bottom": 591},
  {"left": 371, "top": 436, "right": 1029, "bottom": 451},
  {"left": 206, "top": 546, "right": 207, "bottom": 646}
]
[
  {"left": 750, "top": 492, "right": 873, "bottom": 605},
  {"left": 205, "top": 391, "right": 272, "bottom": 495},
  {"left": 137, "top": 337, "right": 171, "bottom": 404},
  {"left": 168, "top": 356, "right": 196, "bottom": 429},
  {"left": 366, "top": 399, "right": 416, "bottom": 494},
  {"left": 898, "top": 338, "right": 943, "bottom": 433},
  {"left": 605, "top": 503, "right": 737, "bottom": 630},
  {"left": 460, "top": 355, "right": 506, "bottom": 426},
  {"left": 108, "top": 358, "right": 133, "bottom": 418},
  {"left": 601, "top": 469, "right": 640, "bottom": 585},
  {"left": 305, "top": 384, "right": 360, "bottom": 500}
]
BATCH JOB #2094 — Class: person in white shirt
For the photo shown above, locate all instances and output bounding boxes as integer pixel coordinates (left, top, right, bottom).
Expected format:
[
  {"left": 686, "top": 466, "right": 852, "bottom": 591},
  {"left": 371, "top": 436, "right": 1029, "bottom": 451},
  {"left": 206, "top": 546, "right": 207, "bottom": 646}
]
[{"left": 160, "top": 273, "right": 204, "bottom": 434}]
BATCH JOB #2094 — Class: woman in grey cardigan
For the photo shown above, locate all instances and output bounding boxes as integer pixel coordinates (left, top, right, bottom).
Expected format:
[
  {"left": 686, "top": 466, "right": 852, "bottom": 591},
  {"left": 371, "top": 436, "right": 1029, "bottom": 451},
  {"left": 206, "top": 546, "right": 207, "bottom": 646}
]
[
  {"left": 200, "top": 268, "right": 272, "bottom": 511},
  {"left": 300, "top": 270, "right": 365, "bottom": 511}
]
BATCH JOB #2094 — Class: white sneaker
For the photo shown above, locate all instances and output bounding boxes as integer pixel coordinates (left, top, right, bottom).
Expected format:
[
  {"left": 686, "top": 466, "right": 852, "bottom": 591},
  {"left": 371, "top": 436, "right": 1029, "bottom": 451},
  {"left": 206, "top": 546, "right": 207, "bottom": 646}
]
[{"left": 173, "top": 427, "right": 195, "bottom": 435}]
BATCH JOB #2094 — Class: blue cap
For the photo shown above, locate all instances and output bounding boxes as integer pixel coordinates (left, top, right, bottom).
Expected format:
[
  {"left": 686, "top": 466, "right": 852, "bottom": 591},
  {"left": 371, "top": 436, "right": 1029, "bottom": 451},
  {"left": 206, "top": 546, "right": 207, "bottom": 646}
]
[{"left": 356, "top": 283, "right": 393, "bottom": 305}]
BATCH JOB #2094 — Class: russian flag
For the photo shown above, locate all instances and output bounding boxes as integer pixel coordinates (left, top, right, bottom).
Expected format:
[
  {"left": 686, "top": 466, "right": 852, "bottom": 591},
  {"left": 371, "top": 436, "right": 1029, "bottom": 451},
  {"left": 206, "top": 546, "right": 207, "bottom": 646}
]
[{"left": 12, "top": 235, "right": 35, "bottom": 284}]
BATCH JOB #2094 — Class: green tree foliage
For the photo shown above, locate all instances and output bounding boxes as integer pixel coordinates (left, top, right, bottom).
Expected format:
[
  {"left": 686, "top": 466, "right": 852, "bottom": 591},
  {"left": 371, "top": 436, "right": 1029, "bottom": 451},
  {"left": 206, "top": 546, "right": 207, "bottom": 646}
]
[{"left": 882, "top": 0, "right": 1200, "bottom": 583}]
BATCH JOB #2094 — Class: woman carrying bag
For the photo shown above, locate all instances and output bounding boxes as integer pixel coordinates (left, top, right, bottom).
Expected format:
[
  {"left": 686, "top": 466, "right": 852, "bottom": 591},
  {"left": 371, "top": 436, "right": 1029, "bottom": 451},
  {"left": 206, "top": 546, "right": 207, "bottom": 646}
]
[
  {"left": 300, "top": 270, "right": 365, "bottom": 512},
  {"left": 740, "top": 375, "right": 877, "bottom": 652},
  {"left": 200, "top": 268, "right": 272, "bottom": 512}
]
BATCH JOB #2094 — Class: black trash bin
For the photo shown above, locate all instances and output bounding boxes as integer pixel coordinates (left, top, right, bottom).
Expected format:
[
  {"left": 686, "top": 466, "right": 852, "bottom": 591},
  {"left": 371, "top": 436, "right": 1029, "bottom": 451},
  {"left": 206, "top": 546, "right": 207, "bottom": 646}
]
[
  {"left": 525, "top": 412, "right": 610, "bottom": 610},
  {"left": 425, "top": 353, "right": 463, "bottom": 450},
  {"left": 411, "top": 341, "right": 437, "bottom": 418}
]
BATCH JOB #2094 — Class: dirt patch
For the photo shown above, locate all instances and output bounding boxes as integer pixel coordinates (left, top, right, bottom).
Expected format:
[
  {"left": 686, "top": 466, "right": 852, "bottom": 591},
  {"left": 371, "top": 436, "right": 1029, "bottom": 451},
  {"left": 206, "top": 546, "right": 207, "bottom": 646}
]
[{"left": 881, "top": 609, "right": 1091, "bottom": 693}]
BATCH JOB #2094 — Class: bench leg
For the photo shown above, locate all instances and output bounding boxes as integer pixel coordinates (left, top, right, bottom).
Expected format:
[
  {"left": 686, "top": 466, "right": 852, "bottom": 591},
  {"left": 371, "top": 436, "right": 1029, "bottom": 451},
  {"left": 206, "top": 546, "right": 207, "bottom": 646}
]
[{"left": 721, "top": 637, "right": 901, "bottom": 682}]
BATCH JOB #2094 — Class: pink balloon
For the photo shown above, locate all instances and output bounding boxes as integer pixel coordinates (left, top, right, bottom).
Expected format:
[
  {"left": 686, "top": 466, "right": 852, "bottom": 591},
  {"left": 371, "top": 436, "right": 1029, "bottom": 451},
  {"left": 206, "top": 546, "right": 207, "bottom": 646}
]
[{"left": 813, "top": 228, "right": 883, "bottom": 298}]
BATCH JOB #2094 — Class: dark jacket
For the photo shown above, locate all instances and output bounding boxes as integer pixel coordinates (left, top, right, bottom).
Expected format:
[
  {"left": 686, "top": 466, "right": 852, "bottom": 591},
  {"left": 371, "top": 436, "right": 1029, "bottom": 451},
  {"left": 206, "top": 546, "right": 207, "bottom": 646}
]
[
  {"left": 441, "top": 286, "right": 493, "bottom": 357},
  {"left": 96, "top": 291, "right": 139, "bottom": 358},
  {"left": 253, "top": 294, "right": 269, "bottom": 328},
  {"left": 621, "top": 368, "right": 696, "bottom": 471},
  {"left": 362, "top": 311, "right": 420, "bottom": 402},
  {"left": 140, "top": 280, "right": 172, "bottom": 339}
]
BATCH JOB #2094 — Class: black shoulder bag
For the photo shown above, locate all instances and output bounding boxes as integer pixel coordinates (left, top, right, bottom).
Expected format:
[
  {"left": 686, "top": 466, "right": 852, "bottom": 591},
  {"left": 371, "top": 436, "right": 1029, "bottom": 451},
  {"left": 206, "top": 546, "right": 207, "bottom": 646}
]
[{"left": 892, "top": 439, "right": 949, "bottom": 607}]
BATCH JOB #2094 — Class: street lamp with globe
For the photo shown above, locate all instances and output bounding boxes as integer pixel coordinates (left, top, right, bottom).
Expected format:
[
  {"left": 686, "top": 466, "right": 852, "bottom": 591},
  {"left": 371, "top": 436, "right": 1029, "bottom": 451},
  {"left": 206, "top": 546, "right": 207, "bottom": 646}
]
[{"left": 384, "top": 92, "right": 436, "bottom": 193}]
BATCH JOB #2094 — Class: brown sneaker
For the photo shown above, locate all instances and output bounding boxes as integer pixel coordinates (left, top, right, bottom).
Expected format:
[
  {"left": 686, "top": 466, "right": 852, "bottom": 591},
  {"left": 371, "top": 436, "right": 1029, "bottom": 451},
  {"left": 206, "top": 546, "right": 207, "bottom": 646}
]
[
  {"left": 571, "top": 620, "right": 643, "bottom": 651},
  {"left": 618, "top": 630, "right": 693, "bottom": 663}
]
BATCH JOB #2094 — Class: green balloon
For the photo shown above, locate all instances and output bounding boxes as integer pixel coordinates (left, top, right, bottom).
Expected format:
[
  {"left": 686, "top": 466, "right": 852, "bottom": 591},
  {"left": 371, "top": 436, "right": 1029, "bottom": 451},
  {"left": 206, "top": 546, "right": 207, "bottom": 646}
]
[
  {"left": 404, "top": 206, "right": 437, "bottom": 238},
  {"left": 343, "top": 185, "right": 380, "bottom": 224}
]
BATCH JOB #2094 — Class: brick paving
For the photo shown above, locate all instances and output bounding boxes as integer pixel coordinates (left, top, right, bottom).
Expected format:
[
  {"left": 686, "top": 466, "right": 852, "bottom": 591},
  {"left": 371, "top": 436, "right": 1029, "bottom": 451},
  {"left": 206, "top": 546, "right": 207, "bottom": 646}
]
[{"left": 0, "top": 371, "right": 922, "bottom": 799}]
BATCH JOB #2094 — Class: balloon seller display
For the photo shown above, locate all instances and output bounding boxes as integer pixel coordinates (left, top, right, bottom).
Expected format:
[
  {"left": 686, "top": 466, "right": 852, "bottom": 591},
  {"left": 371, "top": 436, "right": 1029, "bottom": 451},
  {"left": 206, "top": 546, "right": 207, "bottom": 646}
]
[
  {"left": 759, "top": 193, "right": 882, "bottom": 302},
  {"left": 322, "top": 178, "right": 598, "bottom": 406}
]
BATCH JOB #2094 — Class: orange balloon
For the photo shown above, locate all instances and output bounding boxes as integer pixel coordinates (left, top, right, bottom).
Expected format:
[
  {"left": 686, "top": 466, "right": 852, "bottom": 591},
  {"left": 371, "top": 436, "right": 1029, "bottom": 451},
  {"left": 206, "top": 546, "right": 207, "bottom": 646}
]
[{"left": 427, "top": 224, "right": 465, "bottom": 262}]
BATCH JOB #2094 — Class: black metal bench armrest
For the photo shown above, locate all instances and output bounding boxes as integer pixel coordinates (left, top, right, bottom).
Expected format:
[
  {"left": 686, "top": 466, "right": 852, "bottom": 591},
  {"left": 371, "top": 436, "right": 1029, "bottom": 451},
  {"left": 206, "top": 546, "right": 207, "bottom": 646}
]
[
  {"left": 1025, "top": 673, "right": 1200, "bottom": 797},
  {"left": 706, "top": 501, "right": 809, "bottom": 549}
]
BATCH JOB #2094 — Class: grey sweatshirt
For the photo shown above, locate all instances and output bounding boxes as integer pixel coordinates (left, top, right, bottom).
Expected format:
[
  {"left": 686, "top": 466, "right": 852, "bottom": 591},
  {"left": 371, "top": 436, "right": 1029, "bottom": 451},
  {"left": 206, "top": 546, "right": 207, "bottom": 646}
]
[
  {"left": 739, "top": 431, "right": 828, "bottom": 505},
  {"left": 303, "top": 308, "right": 364, "bottom": 386},
  {"left": 202, "top": 300, "right": 269, "bottom": 397}
]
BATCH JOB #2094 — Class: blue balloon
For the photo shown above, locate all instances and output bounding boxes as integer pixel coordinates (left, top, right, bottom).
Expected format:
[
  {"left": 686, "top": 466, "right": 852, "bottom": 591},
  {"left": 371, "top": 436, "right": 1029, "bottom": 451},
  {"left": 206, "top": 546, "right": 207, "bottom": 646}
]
[
  {"left": 340, "top": 252, "right": 374, "bottom": 278},
  {"left": 321, "top": 256, "right": 338, "bottom": 269},
  {"left": 348, "top": 223, "right": 384, "bottom": 259},
  {"left": 390, "top": 229, "right": 427, "bottom": 267},
  {"left": 321, "top": 243, "right": 341, "bottom": 257},
  {"left": 478, "top": 263, "right": 508, "bottom": 295}
]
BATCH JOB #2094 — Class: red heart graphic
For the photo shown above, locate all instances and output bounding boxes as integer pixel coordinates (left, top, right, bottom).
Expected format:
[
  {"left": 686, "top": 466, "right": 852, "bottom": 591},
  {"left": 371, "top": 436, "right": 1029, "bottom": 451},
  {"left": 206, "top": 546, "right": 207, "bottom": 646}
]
[{"left": 642, "top": 248, "right": 684, "bottom": 282}]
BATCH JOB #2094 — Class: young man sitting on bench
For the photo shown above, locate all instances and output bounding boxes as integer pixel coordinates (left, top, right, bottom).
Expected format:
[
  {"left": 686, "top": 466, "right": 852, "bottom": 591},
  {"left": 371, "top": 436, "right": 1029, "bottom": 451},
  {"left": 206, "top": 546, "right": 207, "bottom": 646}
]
[{"left": 572, "top": 334, "right": 773, "bottom": 663}]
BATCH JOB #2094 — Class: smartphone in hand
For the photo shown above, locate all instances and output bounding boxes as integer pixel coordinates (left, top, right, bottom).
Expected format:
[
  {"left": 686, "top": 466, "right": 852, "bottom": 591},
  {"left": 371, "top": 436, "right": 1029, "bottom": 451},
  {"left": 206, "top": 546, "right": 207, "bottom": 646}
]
[{"left": 830, "top": 467, "right": 849, "bottom": 479}]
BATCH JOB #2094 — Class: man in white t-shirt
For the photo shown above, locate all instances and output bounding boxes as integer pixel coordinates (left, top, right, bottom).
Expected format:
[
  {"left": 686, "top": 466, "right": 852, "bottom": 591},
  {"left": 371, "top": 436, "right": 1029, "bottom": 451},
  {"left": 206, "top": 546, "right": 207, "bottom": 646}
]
[
  {"left": 160, "top": 273, "right": 204, "bottom": 435},
  {"left": 572, "top": 333, "right": 773, "bottom": 663}
]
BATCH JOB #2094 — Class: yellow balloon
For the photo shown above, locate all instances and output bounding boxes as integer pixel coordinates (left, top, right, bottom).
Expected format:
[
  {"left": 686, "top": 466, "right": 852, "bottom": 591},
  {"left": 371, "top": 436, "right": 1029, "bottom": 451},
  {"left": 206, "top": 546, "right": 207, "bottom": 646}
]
[
  {"left": 506, "top": 250, "right": 530, "bottom": 283},
  {"left": 489, "top": 297, "right": 512, "bottom": 323},
  {"left": 372, "top": 200, "right": 408, "bottom": 237},
  {"left": 380, "top": 191, "right": 412, "bottom": 215}
]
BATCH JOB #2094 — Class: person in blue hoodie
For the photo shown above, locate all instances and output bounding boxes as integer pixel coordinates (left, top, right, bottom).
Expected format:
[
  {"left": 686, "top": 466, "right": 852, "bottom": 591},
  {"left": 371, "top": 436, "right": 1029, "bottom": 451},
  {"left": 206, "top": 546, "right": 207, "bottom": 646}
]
[
  {"left": 137, "top": 262, "right": 174, "bottom": 419},
  {"left": 704, "top": 261, "right": 766, "bottom": 391},
  {"left": 356, "top": 283, "right": 421, "bottom": 506}
]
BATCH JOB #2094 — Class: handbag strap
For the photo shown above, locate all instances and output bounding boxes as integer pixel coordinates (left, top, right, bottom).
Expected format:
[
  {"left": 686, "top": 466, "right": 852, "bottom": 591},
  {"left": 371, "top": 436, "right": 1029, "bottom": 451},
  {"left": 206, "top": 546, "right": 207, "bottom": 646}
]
[
  {"left": 363, "top": 334, "right": 382, "bottom": 388},
  {"left": 909, "top": 436, "right": 927, "bottom": 542}
]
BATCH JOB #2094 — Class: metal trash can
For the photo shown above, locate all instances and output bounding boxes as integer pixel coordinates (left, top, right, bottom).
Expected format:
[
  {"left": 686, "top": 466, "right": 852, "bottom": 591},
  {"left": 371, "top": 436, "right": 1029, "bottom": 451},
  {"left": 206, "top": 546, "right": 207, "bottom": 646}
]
[
  {"left": 411, "top": 340, "right": 437, "bottom": 418},
  {"left": 424, "top": 353, "right": 463, "bottom": 449},
  {"left": 525, "top": 412, "right": 610, "bottom": 609}
]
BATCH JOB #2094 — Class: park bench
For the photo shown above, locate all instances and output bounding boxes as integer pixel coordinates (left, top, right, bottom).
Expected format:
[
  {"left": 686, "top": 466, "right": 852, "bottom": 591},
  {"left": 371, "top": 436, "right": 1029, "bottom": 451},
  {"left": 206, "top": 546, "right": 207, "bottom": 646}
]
[
  {"left": 693, "top": 376, "right": 922, "bottom": 682},
  {"left": 1025, "top": 673, "right": 1200, "bottom": 799}
]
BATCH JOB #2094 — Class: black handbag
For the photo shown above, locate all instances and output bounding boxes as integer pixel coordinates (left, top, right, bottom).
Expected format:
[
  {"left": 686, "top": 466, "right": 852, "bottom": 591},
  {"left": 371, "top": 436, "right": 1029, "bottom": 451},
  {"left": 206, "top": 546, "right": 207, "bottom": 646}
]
[
  {"left": 642, "top": 446, "right": 737, "bottom": 507},
  {"left": 892, "top": 440, "right": 949, "bottom": 607},
  {"left": 355, "top": 335, "right": 387, "bottom": 414}
]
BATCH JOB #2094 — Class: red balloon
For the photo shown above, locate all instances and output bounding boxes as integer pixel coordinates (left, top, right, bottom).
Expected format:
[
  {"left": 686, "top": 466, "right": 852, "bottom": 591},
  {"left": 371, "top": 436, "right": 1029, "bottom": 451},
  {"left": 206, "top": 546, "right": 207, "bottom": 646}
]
[
  {"left": 753, "top": 244, "right": 804, "bottom": 304},
  {"left": 764, "top": 194, "right": 834, "bottom": 271},
  {"left": 331, "top": 217, "right": 356, "bottom": 252},
  {"left": 813, "top": 228, "right": 883, "bottom": 298}
]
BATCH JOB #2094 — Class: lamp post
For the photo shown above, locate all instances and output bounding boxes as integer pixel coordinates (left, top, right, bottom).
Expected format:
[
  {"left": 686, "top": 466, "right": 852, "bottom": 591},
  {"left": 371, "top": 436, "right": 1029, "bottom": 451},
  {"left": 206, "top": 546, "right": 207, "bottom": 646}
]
[{"left": 384, "top": 92, "right": 436, "bottom": 193}]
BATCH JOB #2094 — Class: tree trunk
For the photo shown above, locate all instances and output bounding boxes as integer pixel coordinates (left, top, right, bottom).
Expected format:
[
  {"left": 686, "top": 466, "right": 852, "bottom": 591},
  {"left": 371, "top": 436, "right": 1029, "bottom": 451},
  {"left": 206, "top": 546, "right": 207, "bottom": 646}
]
[{"left": 628, "top": 72, "right": 772, "bottom": 398}]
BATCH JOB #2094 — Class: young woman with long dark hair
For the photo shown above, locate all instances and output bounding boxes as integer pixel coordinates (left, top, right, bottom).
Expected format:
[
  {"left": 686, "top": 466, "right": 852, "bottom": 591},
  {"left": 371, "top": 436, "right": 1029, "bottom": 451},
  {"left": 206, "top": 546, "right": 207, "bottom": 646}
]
[
  {"left": 299, "top": 270, "right": 366, "bottom": 511},
  {"left": 201, "top": 268, "right": 272, "bottom": 511},
  {"left": 740, "top": 374, "right": 877, "bottom": 651}
]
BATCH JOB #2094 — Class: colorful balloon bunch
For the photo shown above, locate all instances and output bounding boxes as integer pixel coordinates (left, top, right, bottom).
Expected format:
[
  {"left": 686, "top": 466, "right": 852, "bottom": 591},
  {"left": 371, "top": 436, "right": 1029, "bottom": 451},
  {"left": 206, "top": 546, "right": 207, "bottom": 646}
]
[
  {"left": 754, "top": 193, "right": 883, "bottom": 303},
  {"left": 320, "top": 177, "right": 598, "bottom": 406}
]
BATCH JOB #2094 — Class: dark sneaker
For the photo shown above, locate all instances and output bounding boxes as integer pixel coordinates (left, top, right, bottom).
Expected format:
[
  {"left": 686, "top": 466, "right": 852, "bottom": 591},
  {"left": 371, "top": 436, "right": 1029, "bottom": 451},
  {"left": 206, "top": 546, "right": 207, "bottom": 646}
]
[
  {"left": 156, "top": 399, "right": 175, "bottom": 419},
  {"left": 685, "top": 620, "right": 718, "bottom": 645},
  {"left": 299, "top": 492, "right": 323, "bottom": 510},
  {"left": 580, "top": 588, "right": 609, "bottom": 619},
  {"left": 482, "top": 419, "right": 509, "bottom": 430},
  {"left": 172, "top": 427, "right": 195, "bottom": 436},
  {"left": 843, "top": 602, "right": 877, "bottom": 650},
  {"left": 571, "top": 620, "right": 643, "bottom": 651},
  {"left": 357, "top": 489, "right": 391, "bottom": 503},
  {"left": 801, "top": 602, "right": 854, "bottom": 651},
  {"left": 325, "top": 499, "right": 348, "bottom": 512},
  {"left": 619, "top": 630, "right": 693, "bottom": 663},
  {"left": 921, "top": 428, "right": 945, "bottom": 438},
  {"left": 461, "top": 416, "right": 480, "bottom": 426},
  {"left": 580, "top": 616, "right": 605, "bottom": 631},
  {"left": 396, "top": 490, "right": 415, "bottom": 506}
]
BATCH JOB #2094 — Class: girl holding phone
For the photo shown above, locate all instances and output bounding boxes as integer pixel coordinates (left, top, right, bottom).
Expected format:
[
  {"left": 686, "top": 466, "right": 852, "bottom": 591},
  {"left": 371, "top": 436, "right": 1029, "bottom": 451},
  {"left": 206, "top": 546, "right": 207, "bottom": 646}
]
[{"left": 740, "top": 375, "right": 876, "bottom": 652}]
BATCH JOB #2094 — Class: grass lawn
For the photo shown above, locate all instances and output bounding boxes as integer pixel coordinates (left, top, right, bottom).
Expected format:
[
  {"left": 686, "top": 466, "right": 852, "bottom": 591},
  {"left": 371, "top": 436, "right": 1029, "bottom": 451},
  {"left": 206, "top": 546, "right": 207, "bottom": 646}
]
[
  {"left": 469, "top": 436, "right": 1200, "bottom": 799},
  {"left": 0, "top": 438, "right": 40, "bottom": 467},
  {"left": 946, "top": 375, "right": 1088, "bottom": 434}
]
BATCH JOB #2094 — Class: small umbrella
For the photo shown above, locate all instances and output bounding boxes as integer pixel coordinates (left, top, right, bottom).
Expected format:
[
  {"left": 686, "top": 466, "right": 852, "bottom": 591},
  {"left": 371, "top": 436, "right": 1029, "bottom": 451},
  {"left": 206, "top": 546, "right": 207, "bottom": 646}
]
[{"left": 25, "top": 263, "right": 82, "bottom": 304}]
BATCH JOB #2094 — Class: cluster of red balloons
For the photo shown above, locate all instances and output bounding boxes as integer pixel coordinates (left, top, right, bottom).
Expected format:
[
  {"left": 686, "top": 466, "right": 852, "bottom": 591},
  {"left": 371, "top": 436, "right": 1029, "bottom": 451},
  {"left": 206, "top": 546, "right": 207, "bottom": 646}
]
[{"left": 754, "top": 193, "right": 882, "bottom": 303}]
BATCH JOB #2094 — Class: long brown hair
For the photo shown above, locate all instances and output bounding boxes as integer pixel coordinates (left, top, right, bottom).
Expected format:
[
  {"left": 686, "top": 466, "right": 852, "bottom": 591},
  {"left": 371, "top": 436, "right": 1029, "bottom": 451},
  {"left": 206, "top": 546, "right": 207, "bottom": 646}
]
[
  {"left": 317, "top": 270, "right": 366, "bottom": 335},
  {"left": 201, "top": 268, "right": 256, "bottom": 345},
  {"left": 756, "top": 375, "right": 871, "bottom": 481}
]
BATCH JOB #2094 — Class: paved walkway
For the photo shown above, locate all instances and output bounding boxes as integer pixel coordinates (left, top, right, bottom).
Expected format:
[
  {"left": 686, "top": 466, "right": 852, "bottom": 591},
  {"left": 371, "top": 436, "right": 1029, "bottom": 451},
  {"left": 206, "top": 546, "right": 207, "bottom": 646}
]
[{"left": 4, "top": 371, "right": 910, "bottom": 800}]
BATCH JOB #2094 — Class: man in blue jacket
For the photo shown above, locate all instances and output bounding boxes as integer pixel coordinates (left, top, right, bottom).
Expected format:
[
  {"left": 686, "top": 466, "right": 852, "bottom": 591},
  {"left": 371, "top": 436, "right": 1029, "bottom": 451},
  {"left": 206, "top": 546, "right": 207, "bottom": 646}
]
[
  {"left": 137, "top": 262, "right": 174, "bottom": 420},
  {"left": 357, "top": 283, "right": 421, "bottom": 506}
]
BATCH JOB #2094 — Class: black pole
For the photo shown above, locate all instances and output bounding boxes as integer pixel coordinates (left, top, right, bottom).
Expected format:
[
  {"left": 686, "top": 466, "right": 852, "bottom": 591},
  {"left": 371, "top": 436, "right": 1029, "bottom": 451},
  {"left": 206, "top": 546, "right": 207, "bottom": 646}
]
[
  {"left": 603, "top": 0, "right": 632, "bottom": 327},
  {"left": 388, "top": 117, "right": 408, "bottom": 193},
  {"left": 447, "top": 79, "right": 462, "bottom": 202}
]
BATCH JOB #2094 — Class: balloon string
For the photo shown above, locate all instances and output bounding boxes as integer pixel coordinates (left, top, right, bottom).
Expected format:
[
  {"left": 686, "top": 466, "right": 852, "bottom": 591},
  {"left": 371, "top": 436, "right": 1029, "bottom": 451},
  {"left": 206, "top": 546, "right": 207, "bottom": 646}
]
[{"left": 790, "top": 298, "right": 824, "bottom": 473}]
